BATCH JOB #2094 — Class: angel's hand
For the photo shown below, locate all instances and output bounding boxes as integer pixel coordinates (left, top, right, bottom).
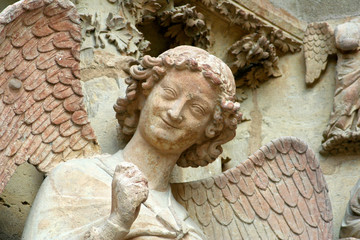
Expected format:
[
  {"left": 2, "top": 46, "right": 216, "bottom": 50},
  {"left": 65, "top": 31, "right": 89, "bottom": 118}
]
[
  {"left": 109, "top": 162, "right": 149, "bottom": 230},
  {"left": 85, "top": 163, "right": 148, "bottom": 239}
]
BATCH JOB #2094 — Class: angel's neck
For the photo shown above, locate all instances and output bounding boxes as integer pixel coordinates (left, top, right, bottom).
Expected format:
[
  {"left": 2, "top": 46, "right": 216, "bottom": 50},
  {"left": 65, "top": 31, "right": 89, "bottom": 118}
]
[{"left": 122, "top": 131, "right": 179, "bottom": 192}]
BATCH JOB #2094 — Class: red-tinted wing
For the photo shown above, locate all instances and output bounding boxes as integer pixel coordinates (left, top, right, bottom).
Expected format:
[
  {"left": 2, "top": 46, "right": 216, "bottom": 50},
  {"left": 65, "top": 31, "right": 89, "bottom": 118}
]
[
  {"left": 0, "top": 0, "right": 100, "bottom": 193},
  {"left": 172, "top": 137, "right": 333, "bottom": 239}
]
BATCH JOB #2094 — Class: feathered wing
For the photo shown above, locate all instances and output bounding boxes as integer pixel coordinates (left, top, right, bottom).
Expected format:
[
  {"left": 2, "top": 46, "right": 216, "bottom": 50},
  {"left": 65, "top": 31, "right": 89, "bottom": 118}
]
[
  {"left": 303, "top": 22, "right": 336, "bottom": 85},
  {"left": 0, "top": 0, "right": 100, "bottom": 193},
  {"left": 172, "top": 137, "right": 333, "bottom": 240}
]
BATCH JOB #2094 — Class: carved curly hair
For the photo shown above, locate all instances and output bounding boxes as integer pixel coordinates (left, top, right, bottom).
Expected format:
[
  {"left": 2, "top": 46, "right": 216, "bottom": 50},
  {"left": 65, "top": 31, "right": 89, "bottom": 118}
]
[{"left": 114, "top": 46, "right": 242, "bottom": 167}]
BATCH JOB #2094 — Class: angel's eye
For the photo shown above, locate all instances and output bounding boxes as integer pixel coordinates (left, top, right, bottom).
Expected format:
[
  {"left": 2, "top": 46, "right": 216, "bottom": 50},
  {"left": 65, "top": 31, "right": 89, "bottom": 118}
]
[
  {"left": 191, "top": 104, "right": 205, "bottom": 115},
  {"left": 163, "top": 87, "right": 177, "bottom": 99}
]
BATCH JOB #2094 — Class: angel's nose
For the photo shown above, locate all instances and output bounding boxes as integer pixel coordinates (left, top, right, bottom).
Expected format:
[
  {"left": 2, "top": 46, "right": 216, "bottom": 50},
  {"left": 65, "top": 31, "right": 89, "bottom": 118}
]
[{"left": 167, "top": 100, "right": 185, "bottom": 123}]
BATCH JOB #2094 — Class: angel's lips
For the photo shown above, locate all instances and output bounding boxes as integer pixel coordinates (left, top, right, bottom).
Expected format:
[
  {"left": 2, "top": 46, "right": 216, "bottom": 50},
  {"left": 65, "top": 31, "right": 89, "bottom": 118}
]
[{"left": 160, "top": 117, "right": 180, "bottom": 129}]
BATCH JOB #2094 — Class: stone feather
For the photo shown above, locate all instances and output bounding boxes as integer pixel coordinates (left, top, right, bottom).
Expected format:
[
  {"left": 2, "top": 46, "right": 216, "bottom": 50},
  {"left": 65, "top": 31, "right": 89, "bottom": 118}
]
[
  {"left": 172, "top": 137, "right": 333, "bottom": 240},
  {"left": 303, "top": 22, "right": 336, "bottom": 85},
  {"left": 0, "top": 0, "right": 100, "bottom": 193}
]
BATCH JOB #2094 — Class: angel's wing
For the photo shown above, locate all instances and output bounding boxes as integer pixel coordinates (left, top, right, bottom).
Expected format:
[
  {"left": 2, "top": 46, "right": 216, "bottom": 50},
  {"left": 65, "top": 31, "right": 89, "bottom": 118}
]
[
  {"left": 172, "top": 137, "right": 333, "bottom": 239},
  {"left": 303, "top": 22, "right": 336, "bottom": 85},
  {"left": 0, "top": 0, "right": 100, "bottom": 193}
]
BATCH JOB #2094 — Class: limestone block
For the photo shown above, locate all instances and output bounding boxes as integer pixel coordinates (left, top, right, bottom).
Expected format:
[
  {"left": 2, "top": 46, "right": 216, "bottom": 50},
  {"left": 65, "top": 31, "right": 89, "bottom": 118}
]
[
  {"left": 83, "top": 76, "right": 127, "bottom": 154},
  {"left": 269, "top": 0, "right": 360, "bottom": 22},
  {"left": 0, "top": 163, "right": 43, "bottom": 240},
  {"left": 0, "top": 0, "right": 18, "bottom": 12}
]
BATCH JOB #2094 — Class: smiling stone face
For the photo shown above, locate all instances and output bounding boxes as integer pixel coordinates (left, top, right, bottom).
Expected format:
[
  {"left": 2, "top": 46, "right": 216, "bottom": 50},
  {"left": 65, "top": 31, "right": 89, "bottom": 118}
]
[
  {"left": 114, "top": 45, "right": 241, "bottom": 167},
  {"left": 137, "top": 68, "right": 219, "bottom": 154}
]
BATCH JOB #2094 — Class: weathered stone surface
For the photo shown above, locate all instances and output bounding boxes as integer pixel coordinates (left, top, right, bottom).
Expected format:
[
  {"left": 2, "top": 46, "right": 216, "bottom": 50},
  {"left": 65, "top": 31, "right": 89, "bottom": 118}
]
[
  {"left": 0, "top": 0, "right": 18, "bottom": 12},
  {"left": 0, "top": 163, "right": 43, "bottom": 240},
  {"left": 221, "top": 50, "right": 360, "bottom": 239},
  {"left": 270, "top": 0, "right": 360, "bottom": 22},
  {"left": 83, "top": 76, "right": 126, "bottom": 154},
  {"left": 23, "top": 46, "right": 242, "bottom": 240},
  {"left": 304, "top": 21, "right": 360, "bottom": 155}
]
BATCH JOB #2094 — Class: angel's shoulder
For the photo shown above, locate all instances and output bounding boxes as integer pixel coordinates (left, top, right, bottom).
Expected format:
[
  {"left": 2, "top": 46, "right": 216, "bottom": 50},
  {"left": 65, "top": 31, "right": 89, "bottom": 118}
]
[
  {"left": 44, "top": 154, "right": 117, "bottom": 194},
  {"left": 50, "top": 154, "right": 109, "bottom": 175}
]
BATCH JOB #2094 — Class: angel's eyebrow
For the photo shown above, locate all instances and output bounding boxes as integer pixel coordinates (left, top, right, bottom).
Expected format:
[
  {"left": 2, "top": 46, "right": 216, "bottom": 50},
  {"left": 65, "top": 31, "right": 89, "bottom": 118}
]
[
  {"left": 160, "top": 80, "right": 180, "bottom": 92},
  {"left": 189, "top": 95, "right": 212, "bottom": 111}
]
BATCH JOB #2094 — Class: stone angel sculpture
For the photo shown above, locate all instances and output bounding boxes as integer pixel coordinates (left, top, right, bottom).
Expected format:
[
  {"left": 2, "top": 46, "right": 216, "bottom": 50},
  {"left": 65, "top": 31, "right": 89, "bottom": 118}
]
[
  {"left": 0, "top": 0, "right": 333, "bottom": 239},
  {"left": 304, "top": 21, "right": 360, "bottom": 155}
]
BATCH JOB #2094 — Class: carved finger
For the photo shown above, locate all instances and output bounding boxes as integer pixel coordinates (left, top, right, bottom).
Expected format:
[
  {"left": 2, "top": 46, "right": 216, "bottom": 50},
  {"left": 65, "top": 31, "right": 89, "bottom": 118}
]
[
  {"left": 115, "top": 162, "right": 143, "bottom": 178},
  {"left": 131, "top": 182, "right": 149, "bottom": 204}
]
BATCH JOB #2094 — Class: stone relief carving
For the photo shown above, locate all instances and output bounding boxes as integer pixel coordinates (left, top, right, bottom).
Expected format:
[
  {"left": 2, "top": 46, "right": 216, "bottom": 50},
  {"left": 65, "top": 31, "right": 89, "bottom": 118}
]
[
  {"left": 228, "top": 32, "right": 280, "bottom": 88},
  {"left": 74, "top": 0, "right": 164, "bottom": 58},
  {"left": 340, "top": 179, "right": 360, "bottom": 239},
  {"left": 19, "top": 38, "right": 333, "bottom": 239},
  {"left": 304, "top": 21, "right": 360, "bottom": 155},
  {"left": 0, "top": 0, "right": 335, "bottom": 239},
  {"left": 192, "top": 0, "right": 302, "bottom": 88},
  {"left": 158, "top": 4, "right": 210, "bottom": 49},
  {"left": 81, "top": 12, "right": 151, "bottom": 57},
  {"left": 76, "top": 0, "right": 301, "bottom": 88}
]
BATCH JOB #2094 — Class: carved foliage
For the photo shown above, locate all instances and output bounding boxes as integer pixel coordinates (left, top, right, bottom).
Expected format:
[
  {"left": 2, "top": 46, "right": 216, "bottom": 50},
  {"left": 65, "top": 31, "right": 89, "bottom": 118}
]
[
  {"left": 159, "top": 4, "right": 210, "bottom": 49},
  {"left": 106, "top": 13, "right": 150, "bottom": 57},
  {"left": 229, "top": 32, "right": 279, "bottom": 88},
  {"left": 108, "top": 0, "right": 164, "bottom": 23},
  {"left": 80, "top": 12, "right": 150, "bottom": 58},
  {"left": 229, "top": 28, "right": 300, "bottom": 88},
  {"left": 198, "top": 0, "right": 301, "bottom": 88}
]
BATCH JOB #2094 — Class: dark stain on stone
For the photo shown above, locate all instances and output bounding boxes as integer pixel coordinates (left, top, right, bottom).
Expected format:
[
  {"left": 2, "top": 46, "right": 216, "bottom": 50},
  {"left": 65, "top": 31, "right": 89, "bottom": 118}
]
[
  {"left": 0, "top": 197, "right": 10, "bottom": 208},
  {"left": 21, "top": 201, "right": 30, "bottom": 206}
]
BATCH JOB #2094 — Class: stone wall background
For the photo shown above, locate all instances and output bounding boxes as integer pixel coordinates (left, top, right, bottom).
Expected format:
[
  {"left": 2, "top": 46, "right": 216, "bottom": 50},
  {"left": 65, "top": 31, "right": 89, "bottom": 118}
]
[
  {"left": 0, "top": 0, "right": 18, "bottom": 12},
  {"left": 270, "top": 0, "right": 360, "bottom": 22},
  {"left": 0, "top": 0, "right": 359, "bottom": 239}
]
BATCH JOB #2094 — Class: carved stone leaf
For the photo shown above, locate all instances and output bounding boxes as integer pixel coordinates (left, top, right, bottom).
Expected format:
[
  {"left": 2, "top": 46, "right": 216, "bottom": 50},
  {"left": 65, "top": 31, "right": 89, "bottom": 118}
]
[
  {"left": 201, "top": 0, "right": 217, "bottom": 7},
  {"left": 228, "top": 32, "right": 288, "bottom": 89},
  {"left": 105, "top": 14, "right": 129, "bottom": 52},
  {"left": 79, "top": 9, "right": 149, "bottom": 58},
  {"left": 172, "top": 137, "right": 333, "bottom": 240},
  {"left": 0, "top": 0, "right": 100, "bottom": 194}
]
